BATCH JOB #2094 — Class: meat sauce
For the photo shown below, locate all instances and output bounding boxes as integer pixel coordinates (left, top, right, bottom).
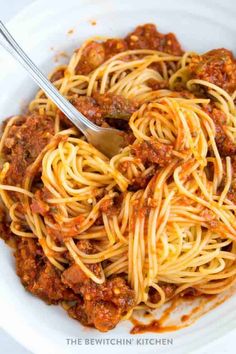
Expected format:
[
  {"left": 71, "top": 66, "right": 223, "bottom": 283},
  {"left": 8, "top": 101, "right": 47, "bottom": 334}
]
[
  {"left": 13, "top": 238, "right": 135, "bottom": 332},
  {"left": 15, "top": 238, "right": 77, "bottom": 304},
  {"left": 60, "top": 93, "right": 138, "bottom": 128},
  {"left": 131, "top": 290, "right": 213, "bottom": 334},
  {"left": 131, "top": 296, "right": 180, "bottom": 334},
  {"left": 0, "top": 23, "right": 236, "bottom": 334},
  {"left": 75, "top": 24, "right": 183, "bottom": 75},
  {"left": 2, "top": 114, "right": 54, "bottom": 187},
  {"left": 67, "top": 276, "right": 135, "bottom": 332},
  {"left": 131, "top": 319, "right": 180, "bottom": 334},
  {"left": 189, "top": 48, "right": 236, "bottom": 93},
  {"left": 61, "top": 240, "right": 135, "bottom": 332},
  {"left": 75, "top": 39, "right": 128, "bottom": 75},
  {"left": 204, "top": 104, "right": 236, "bottom": 156},
  {"left": 132, "top": 139, "right": 174, "bottom": 166},
  {"left": 125, "top": 23, "right": 183, "bottom": 55}
]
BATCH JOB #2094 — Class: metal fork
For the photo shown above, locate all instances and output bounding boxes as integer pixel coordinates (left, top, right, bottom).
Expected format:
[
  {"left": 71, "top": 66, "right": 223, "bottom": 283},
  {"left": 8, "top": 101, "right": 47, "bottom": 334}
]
[{"left": 0, "top": 21, "right": 125, "bottom": 158}]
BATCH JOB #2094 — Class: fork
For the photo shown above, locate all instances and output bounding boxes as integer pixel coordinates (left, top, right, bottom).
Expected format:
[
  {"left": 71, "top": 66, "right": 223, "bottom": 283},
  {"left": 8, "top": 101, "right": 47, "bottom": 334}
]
[{"left": 0, "top": 21, "right": 125, "bottom": 158}]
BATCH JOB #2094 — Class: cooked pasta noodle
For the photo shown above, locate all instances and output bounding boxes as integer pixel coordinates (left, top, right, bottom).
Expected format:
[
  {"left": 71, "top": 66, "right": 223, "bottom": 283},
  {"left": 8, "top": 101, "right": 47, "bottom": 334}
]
[{"left": 1, "top": 23, "right": 236, "bottom": 332}]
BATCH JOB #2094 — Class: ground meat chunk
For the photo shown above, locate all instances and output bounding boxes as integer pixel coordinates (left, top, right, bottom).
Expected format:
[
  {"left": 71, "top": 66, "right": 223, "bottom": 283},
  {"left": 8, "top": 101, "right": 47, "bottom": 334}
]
[
  {"left": 76, "top": 41, "right": 106, "bottom": 75},
  {"left": 62, "top": 240, "right": 135, "bottom": 332},
  {"left": 118, "top": 160, "right": 154, "bottom": 190},
  {"left": 69, "top": 96, "right": 104, "bottom": 126},
  {"left": 77, "top": 239, "right": 97, "bottom": 254},
  {"left": 85, "top": 300, "right": 121, "bottom": 332},
  {"left": 180, "top": 287, "right": 202, "bottom": 298},
  {"left": 75, "top": 39, "right": 127, "bottom": 75},
  {"left": 30, "top": 190, "right": 50, "bottom": 216},
  {"left": 149, "top": 282, "right": 177, "bottom": 303},
  {"left": 62, "top": 243, "right": 133, "bottom": 311},
  {"left": 147, "top": 79, "right": 169, "bottom": 90},
  {"left": 64, "top": 93, "right": 137, "bottom": 127},
  {"left": 125, "top": 24, "right": 183, "bottom": 55},
  {"left": 99, "top": 194, "right": 123, "bottom": 216},
  {"left": 2, "top": 114, "right": 54, "bottom": 186},
  {"left": 67, "top": 298, "right": 92, "bottom": 327},
  {"left": 189, "top": 49, "right": 236, "bottom": 93},
  {"left": 205, "top": 105, "right": 236, "bottom": 156},
  {"left": 75, "top": 24, "right": 183, "bottom": 76},
  {"left": 0, "top": 208, "right": 16, "bottom": 246},
  {"left": 50, "top": 68, "right": 65, "bottom": 82},
  {"left": 46, "top": 219, "right": 84, "bottom": 243},
  {"left": 15, "top": 238, "right": 76, "bottom": 304},
  {"left": 132, "top": 139, "right": 173, "bottom": 166},
  {"left": 68, "top": 298, "right": 121, "bottom": 332},
  {"left": 94, "top": 92, "right": 138, "bottom": 120},
  {"left": 62, "top": 240, "right": 101, "bottom": 293},
  {"left": 66, "top": 276, "right": 135, "bottom": 332},
  {"left": 72, "top": 276, "right": 135, "bottom": 312},
  {"left": 129, "top": 175, "right": 154, "bottom": 191},
  {"left": 103, "top": 39, "right": 128, "bottom": 59},
  {"left": 62, "top": 262, "right": 101, "bottom": 293},
  {"left": 99, "top": 198, "right": 116, "bottom": 214},
  {"left": 31, "top": 262, "right": 74, "bottom": 303},
  {"left": 62, "top": 264, "right": 89, "bottom": 292}
]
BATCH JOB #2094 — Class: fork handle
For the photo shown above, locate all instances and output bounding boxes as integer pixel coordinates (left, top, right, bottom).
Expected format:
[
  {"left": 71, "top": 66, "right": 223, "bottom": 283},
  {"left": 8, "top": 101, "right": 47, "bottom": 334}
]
[{"left": 0, "top": 21, "right": 99, "bottom": 135}]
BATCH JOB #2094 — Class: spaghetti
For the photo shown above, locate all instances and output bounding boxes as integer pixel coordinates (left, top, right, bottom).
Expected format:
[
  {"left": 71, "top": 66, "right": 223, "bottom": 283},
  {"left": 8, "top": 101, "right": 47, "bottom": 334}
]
[{"left": 0, "top": 23, "right": 236, "bottom": 332}]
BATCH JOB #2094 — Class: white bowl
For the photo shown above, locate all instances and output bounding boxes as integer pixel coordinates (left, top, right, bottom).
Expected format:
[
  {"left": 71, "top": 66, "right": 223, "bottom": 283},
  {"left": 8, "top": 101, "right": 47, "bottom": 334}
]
[{"left": 0, "top": 1, "right": 236, "bottom": 353}]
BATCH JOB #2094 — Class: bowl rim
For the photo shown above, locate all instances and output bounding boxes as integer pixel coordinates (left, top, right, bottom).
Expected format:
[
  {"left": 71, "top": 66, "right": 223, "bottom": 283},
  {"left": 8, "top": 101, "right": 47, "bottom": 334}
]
[{"left": 0, "top": 1, "right": 236, "bottom": 353}]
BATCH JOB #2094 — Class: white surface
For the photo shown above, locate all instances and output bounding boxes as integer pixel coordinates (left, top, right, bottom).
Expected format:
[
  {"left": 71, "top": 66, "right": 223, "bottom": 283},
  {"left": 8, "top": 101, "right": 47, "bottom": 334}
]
[
  {"left": 0, "top": 1, "right": 236, "bottom": 354},
  {"left": 0, "top": 2, "right": 37, "bottom": 353}
]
